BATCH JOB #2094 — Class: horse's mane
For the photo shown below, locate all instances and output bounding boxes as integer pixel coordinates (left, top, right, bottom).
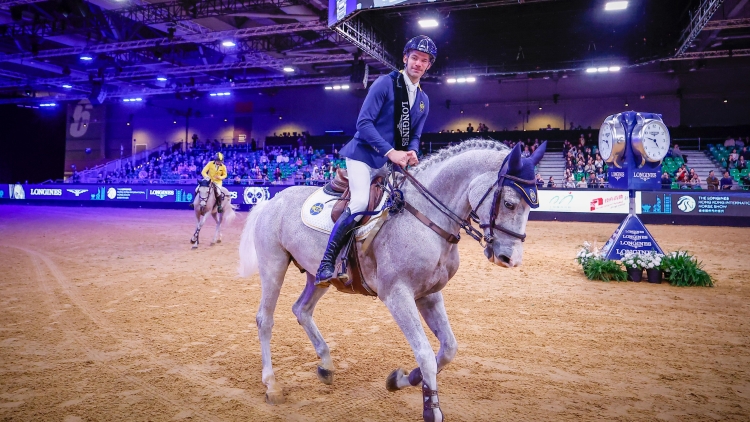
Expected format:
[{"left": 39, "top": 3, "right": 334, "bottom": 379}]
[{"left": 412, "top": 138, "right": 509, "bottom": 174}]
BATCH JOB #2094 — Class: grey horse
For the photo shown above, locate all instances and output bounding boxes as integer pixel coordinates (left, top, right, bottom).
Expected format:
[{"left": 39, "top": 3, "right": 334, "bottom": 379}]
[
  {"left": 239, "top": 140, "right": 546, "bottom": 421},
  {"left": 190, "top": 181, "right": 236, "bottom": 248}
]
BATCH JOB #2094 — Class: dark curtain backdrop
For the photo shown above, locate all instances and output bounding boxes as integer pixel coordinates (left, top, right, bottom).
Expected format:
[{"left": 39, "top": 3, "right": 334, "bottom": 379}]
[{"left": 0, "top": 104, "right": 66, "bottom": 183}]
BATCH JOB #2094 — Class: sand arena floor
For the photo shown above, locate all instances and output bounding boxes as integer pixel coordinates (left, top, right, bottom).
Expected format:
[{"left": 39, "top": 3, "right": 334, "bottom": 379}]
[{"left": 0, "top": 204, "right": 748, "bottom": 421}]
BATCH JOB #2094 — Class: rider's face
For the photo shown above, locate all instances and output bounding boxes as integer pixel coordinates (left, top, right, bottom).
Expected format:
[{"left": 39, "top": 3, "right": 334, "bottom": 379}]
[{"left": 403, "top": 51, "right": 431, "bottom": 82}]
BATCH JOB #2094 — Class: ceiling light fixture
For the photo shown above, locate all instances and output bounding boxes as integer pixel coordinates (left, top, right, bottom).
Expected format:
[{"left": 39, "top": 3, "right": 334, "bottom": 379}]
[
  {"left": 157, "top": 76, "right": 167, "bottom": 81},
  {"left": 283, "top": 66, "right": 295, "bottom": 73},
  {"left": 597, "top": 67, "right": 609, "bottom": 72},
  {"left": 604, "top": 1, "right": 628, "bottom": 11},
  {"left": 608, "top": 66, "right": 621, "bottom": 72},
  {"left": 341, "top": 85, "right": 350, "bottom": 90},
  {"left": 324, "top": 86, "right": 333, "bottom": 90},
  {"left": 333, "top": 85, "right": 341, "bottom": 90},
  {"left": 586, "top": 68, "right": 598, "bottom": 73},
  {"left": 447, "top": 78, "right": 457, "bottom": 83},
  {"left": 466, "top": 77, "right": 476, "bottom": 82},
  {"left": 222, "top": 40, "right": 236, "bottom": 47},
  {"left": 62, "top": 84, "right": 72, "bottom": 89},
  {"left": 456, "top": 77, "right": 466, "bottom": 83},
  {"left": 80, "top": 54, "right": 93, "bottom": 61},
  {"left": 418, "top": 19, "right": 439, "bottom": 28}
]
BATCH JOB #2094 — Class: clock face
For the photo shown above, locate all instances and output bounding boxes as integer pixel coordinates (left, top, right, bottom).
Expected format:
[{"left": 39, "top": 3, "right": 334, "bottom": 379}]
[
  {"left": 641, "top": 120, "right": 670, "bottom": 161},
  {"left": 598, "top": 122, "right": 614, "bottom": 161}
]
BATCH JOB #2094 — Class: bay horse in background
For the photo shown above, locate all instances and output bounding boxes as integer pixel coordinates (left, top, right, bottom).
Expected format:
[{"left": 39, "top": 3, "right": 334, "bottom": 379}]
[
  {"left": 190, "top": 180, "right": 236, "bottom": 249},
  {"left": 239, "top": 140, "right": 546, "bottom": 421}
]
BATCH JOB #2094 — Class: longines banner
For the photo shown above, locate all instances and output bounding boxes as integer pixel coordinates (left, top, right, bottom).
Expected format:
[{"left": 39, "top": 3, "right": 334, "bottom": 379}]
[
  {"left": 6, "top": 184, "right": 286, "bottom": 205},
  {"left": 531, "top": 190, "right": 636, "bottom": 214},
  {"left": 641, "top": 191, "right": 750, "bottom": 217}
]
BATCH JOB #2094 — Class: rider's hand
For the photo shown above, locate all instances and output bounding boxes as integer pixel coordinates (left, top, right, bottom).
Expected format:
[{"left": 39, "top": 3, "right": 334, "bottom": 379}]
[
  {"left": 386, "top": 150, "right": 410, "bottom": 167},
  {"left": 406, "top": 151, "right": 419, "bottom": 166}
]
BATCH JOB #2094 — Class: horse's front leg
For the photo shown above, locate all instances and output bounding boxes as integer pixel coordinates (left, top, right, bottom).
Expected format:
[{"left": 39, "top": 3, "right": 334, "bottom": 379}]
[
  {"left": 382, "top": 286, "right": 443, "bottom": 422},
  {"left": 387, "top": 292, "right": 457, "bottom": 393},
  {"left": 211, "top": 212, "right": 222, "bottom": 245},
  {"left": 191, "top": 213, "right": 208, "bottom": 249}
]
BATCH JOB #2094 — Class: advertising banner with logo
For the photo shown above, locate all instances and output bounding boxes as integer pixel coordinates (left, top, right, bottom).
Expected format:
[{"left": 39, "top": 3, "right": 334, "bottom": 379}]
[
  {"left": 9, "top": 184, "right": 287, "bottom": 206},
  {"left": 531, "top": 190, "right": 635, "bottom": 214},
  {"left": 0, "top": 184, "right": 7, "bottom": 200},
  {"left": 641, "top": 191, "right": 750, "bottom": 217}
]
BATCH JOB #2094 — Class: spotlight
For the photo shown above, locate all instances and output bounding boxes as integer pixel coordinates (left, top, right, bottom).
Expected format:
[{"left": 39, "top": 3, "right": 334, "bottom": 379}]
[
  {"left": 222, "top": 40, "right": 236, "bottom": 47},
  {"left": 157, "top": 76, "right": 167, "bottom": 81},
  {"left": 625, "top": 103, "right": 629, "bottom": 107},
  {"left": 447, "top": 78, "right": 457, "bottom": 83},
  {"left": 605, "top": 1, "right": 628, "bottom": 11},
  {"left": 283, "top": 67, "right": 295, "bottom": 73},
  {"left": 62, "top": 84, "right": 72, "bottom": 89},
  {"left": 224, "top": 118, "right": 228, "bottom": 122},
  {"left": 608, "top": 66, "right": 621, "bottom": 72},
  {"left": 456, "top": 77, "right": 466, "bottom": 83},
  {"left": 597, "top": 67, "right": 609, "bottom": 72},
  {"left": 586, "top": 68, "right": 597, "bottom": 73},
  {"left": 333, "top": 85, "right": 341, "bottom": 90},
  {"left": 341, "top": 85, "right": 350, "bottom": 90},
  {"left": 173, "top": 120, "right": 177, "bottom": 124},
  {"left": 538, "top": 106, "right": 542, "bottom": 110},
  {"left": 418, "top": 19, "right": 438, "bottom": 28},
  {"left": 723, "top": 99, "right": 728, "bottom": 103},
  {"left": 80, "top": 54, "right": 93, "bottom": 61},
  {"left": 324, "top": 86, "right": 333, "bottom": 90},
  {"left": 466, "top": 77, "right": 476, "bottom": 82}
]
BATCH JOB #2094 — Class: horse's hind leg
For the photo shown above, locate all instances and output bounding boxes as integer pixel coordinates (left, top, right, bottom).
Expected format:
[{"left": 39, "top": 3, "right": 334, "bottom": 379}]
[
  {"left": 292, "top": 273, "right": 334, "bottom": 385},
  {"left": 211, "top": 213, "right": 222, "bottom": 245},
  {"left": 256, "top": 251, "right": 290, "bottom": 405},
  {"left": 387, "top": 292, "right": 457, "bottom": 393}
]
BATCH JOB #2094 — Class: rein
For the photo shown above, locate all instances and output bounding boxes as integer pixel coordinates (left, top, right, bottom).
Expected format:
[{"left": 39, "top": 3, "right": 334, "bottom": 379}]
[{"left": 394, "top": 159, "right": 534, "bottom": 246}]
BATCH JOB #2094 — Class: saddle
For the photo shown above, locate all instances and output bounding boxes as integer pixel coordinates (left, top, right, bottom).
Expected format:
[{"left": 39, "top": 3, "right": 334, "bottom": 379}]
[
  {"left": 315, "top": 168, "right": 385, "bottom": 297},
  {"left": 327, "top": 169, "right": 385, "bottom": 226}
]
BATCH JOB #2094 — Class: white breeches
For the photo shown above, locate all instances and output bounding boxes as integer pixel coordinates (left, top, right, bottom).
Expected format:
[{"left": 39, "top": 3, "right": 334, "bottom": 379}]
[{"left": 345, "top": 158, "right": 386, "bottom": 221}]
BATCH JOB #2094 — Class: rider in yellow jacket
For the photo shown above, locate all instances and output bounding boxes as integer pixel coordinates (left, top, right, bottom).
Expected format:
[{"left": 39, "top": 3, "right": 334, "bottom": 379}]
[{"left": 200, "top": 152, "right": 230, "bottom": 212}]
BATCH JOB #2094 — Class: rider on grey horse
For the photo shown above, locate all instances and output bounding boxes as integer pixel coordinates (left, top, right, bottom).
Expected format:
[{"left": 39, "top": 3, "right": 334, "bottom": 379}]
[
  {"left": 198, "top": 152, "right": 231, "bottom": 213},
  {"left": 315, "top": 35, "right": 437, "bottom": 287}
]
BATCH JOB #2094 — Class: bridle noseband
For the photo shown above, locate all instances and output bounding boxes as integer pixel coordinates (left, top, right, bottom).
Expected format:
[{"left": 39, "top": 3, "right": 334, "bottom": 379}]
[{"left": 395, "top": 155, "right": 534, "bottom": 247}]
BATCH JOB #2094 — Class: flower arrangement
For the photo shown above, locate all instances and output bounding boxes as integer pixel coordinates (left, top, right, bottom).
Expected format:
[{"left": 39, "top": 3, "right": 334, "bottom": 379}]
[
  {"left": 575, "top": 242, "right": 627, "bottom": 282},
  {"left": 661, "top": 250, "right": 714, "bottom": 287},
  {"left": 640, "top": 251, "right": 663, "bottom": 271},
  {"left": 621, "top": 252, "right": 644, "bottom": 270}
]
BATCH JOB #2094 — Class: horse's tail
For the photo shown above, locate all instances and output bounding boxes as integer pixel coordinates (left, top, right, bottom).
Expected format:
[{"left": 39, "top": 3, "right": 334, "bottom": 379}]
[
  {"left": 238, "top": 200, "right": 268, "bottom": 278},
  {"left": 222, "top": 198, "right": 237, "bottom": 225}
]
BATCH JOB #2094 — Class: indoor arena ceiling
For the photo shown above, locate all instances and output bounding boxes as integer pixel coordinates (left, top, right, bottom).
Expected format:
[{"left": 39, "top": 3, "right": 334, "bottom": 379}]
[{"left": 0, "top": 0, "right": 747, "bottom": 103}]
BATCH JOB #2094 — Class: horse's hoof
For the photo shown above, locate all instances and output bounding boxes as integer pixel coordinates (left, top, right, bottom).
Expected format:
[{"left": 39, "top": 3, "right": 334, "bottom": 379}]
[
  {"left": 265, "top": 390, "right": 284, "bottom": 405},
  {"left": 191, "top": 244, "right": 198, "bottom": 249},
  {"left": 216, "top": 239, "right": 222, "bottom": 244},
  {"left": 190, "top": 239, "right": 196, "bottom": 244},
  {"left": 386, "top": 368, "right": 408, "bottom": 392},
  {"left": 317, "top": 365, "right": 334, "bottom": 385}
]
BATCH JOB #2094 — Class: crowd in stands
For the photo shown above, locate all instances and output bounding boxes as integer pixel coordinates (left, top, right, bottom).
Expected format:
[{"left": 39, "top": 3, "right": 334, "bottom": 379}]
[
  {"left": 70, "top": 142, "right": 345, "bottom": 185},
  {"left": 536, "top": 134, "right": 608, "bottom": 189}
]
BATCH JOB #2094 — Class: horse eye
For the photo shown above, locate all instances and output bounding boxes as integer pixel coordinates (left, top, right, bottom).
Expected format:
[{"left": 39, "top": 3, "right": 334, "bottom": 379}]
[{"left": 504, "top": 201, "right": 515, "bottom": 210}]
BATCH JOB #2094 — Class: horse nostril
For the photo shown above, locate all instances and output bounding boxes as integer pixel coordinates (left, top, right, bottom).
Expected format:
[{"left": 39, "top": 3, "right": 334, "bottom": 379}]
[{"left": 498, "top": 254, "right": 511, "bottom": 265}]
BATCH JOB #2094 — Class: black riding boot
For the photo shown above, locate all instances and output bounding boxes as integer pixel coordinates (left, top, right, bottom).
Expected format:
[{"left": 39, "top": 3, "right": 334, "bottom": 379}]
[
  {"left": 217, "top": 193, "right": 225, "bottom": 213},
  {"left": 315, "top": 208, "right": 357, "bottom": 287}
]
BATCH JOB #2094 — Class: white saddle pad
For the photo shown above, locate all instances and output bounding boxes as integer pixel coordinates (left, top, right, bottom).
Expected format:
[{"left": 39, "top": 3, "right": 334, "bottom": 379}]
[{"left": 301, "top": 187, "right": 387, "bottom": 241}]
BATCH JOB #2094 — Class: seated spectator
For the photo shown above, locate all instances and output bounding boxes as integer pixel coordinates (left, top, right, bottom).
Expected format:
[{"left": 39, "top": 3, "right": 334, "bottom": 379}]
[
  {"left": 724, "top": 137, "right": 736, "bottom": 147},
  {"left": 671, "top": 143, "right": 688, "bottom": 164},
  {"left": 720, "top": 171, "right": 734, "bottom": 190},
  {"left": 594, "top": 153, "right": 604, "bottom": 172},
  {"left": 576, "top": 177, "right": 588, "bottom": 188},
  {"left": 728, "top": 149, "right": 739, "bottom": 169},
  {"left": 687, "top": 169, "right": 701, "bottom": 189},
  {"left": 674, "top": 165, "right": 688, "bottom": 187},
  {"left": 535, "top": 173, "right": 545, "bottom": 188},
  {"left": 661, "top": 170, "right": 672, "bottom": 189},
  {"left": 547, "top": 176, "right": 556, "bottom": 188},
  {"left": 595, "top": 168, "right": 606, "bottom": 187},
  {"left": 521, "top": 145, "right": 531, "bottom": 158},
  {"left": 563, "top": 176, "right": 576, "bottom": 189},
  {"left": 741, "top": 173, "right": 750, "bottom": 190},
  {"left": 587, "top": 172, "right": 598, "bottom": 188},
  {"left": 584, "top": 158, "right": 595, "bottom": 176},
  {"left": 705, "top": 170, "right": 719, "bottom": 190},
  {"left": 466, "top": 123, "right": 474, "bottom": 133},
  {"left": 742, "top": 146, "right": 750, "bottom": 161},
  {"left": 737, "top": 156, "right": 747, "bottom": 171}
]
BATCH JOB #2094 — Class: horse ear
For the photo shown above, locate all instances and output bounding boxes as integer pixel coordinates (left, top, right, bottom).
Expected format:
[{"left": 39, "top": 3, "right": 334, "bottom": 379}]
[
  {"left": 507, "top": 143, "right": 522, "bottom": 172},
  {"left": 530, "top": 141, "right": 547, "bottom": 166}
]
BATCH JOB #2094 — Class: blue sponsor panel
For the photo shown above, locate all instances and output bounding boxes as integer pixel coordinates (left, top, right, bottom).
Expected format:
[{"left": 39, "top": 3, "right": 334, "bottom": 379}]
[
  {"left": 607, "top": 164, "right": 662, "bottom": 191},
  {"left": 602, "top": 214, "right": 664, "bottom": 260},
  {"left": 641, "top": 191, "right": 750, "bottom": 217},
  {"left": 0, "top": 184, "right": 8, "bottom": 199}
]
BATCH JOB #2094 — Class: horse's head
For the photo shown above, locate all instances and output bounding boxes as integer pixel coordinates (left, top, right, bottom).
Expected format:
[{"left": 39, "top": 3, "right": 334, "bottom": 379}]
[
  {"left": 468, "top": 142, "right": 546, "bottom": 268},
  {"left": 196, "top": 180, "right": 212, "bottom": 210}
]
